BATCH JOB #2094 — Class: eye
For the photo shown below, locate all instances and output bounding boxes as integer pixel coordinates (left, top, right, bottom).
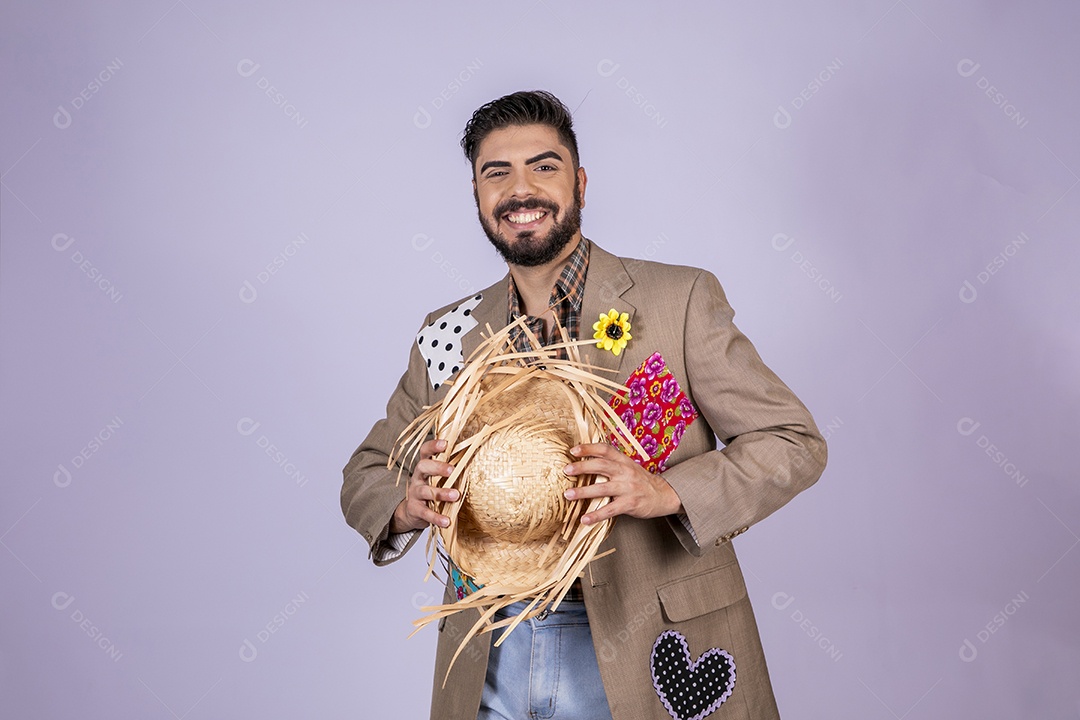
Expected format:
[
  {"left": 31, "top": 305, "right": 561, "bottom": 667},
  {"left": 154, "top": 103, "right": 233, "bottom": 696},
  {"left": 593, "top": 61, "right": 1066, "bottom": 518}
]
[{"left": 536, "top": 164, "right": 558, "bottom": 172}]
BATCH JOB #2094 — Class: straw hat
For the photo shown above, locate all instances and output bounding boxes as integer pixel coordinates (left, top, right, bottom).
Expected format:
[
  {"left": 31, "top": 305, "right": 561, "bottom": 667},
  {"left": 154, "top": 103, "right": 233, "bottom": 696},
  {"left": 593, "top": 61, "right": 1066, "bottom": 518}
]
[
  {"left": 391, "top": 315, "right": 647, "bottom": 680},
  {"left": 452, "top": 375, "right": 577, "bottom": 588}
]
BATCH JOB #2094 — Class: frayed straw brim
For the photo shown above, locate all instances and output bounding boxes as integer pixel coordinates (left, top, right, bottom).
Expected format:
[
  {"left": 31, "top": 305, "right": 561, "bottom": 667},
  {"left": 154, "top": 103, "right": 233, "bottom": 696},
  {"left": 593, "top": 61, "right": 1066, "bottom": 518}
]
[{"left": 390, "top": 314, "right": 647, "bottom": 683}]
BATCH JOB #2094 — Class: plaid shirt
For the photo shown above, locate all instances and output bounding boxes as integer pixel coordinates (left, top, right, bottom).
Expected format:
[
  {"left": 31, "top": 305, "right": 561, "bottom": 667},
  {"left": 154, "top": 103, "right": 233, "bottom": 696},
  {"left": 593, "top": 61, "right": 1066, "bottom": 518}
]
[
  {"left": 507, "top": 237, "right": 591, "bottom": 355},
  {"left": 507, "top": 237, "right": 591, "bottom": 601}
]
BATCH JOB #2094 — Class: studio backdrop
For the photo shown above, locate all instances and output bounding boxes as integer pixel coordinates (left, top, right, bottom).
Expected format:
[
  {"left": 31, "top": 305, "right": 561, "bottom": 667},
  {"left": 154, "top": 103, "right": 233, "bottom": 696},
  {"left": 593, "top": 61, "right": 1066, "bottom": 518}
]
[{"left": 1, "top": 1, "right": 1077, "bottom": 718}]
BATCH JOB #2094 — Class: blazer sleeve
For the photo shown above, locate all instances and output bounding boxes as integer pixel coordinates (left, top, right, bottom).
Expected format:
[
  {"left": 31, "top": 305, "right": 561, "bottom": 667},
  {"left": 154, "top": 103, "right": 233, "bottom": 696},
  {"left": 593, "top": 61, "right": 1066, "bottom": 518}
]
[
  {"left": 340, "top": 319, "right": 432, "bottom": 566},
  {"left": 661, "top": 270, "right": 827, "bottom": 554}
]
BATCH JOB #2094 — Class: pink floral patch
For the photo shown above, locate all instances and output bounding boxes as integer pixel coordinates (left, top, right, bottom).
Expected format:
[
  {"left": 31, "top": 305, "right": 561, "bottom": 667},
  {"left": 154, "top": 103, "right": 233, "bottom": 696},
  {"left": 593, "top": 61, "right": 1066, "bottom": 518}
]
[{"left": 609, "top": 352, "right": 699, "bottom": 474}]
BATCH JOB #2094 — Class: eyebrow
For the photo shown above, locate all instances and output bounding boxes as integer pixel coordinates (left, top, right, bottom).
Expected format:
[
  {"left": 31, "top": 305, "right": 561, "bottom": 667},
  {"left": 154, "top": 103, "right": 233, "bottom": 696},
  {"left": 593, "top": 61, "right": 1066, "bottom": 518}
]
[
  {"left": 525, "top": 151, "right": 563, "bottom": 165},
  {"left": 479, "top": 150, "right": 564, "bottom": 174}
]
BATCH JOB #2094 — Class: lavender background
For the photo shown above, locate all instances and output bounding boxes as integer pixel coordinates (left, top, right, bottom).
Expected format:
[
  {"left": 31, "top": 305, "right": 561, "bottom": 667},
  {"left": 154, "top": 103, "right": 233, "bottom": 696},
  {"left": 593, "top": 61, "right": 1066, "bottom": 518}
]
[{"left": 2, "top": 1, "right": 1078, "bottom": 718}]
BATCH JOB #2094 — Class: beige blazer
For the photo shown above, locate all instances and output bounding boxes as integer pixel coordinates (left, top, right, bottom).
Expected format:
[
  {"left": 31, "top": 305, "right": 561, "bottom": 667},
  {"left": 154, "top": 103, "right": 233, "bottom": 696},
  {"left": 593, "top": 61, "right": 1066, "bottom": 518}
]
[{"left": 342, "top": 242, "right": 827, "bottom": 719}]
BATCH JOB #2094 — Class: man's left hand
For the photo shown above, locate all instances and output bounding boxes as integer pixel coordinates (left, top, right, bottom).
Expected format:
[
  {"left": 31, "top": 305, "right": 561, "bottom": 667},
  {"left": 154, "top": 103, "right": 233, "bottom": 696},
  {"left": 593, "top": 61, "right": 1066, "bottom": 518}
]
[{"left": 563, "top": 442, "right": 684, "bottom": 524}]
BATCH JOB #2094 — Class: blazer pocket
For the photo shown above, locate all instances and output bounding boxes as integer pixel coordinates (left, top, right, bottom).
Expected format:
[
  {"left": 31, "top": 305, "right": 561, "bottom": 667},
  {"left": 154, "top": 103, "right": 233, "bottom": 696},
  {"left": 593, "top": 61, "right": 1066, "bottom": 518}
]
[{"left": 656, "top": 561, "right": 748, "bottom": 622}]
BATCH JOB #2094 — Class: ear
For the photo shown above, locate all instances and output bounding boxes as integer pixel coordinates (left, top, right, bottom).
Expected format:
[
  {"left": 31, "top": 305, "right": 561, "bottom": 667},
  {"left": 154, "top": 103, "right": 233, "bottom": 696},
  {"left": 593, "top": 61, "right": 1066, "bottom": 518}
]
[{"left": 576, "top": 166, "right": 588, "bottom": 208}]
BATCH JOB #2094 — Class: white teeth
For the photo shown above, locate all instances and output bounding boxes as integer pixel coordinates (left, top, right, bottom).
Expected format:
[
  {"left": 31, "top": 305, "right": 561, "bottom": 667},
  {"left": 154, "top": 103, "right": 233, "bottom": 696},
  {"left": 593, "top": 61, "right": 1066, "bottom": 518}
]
[{"left": 507, "top": 211, "right": 544, "bottom": 224}]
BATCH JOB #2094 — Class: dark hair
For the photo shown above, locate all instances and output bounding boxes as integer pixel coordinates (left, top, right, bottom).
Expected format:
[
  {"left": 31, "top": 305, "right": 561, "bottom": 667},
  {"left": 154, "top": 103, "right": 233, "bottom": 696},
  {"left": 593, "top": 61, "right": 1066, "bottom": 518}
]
[{"left": 461, "top": 90, "right": 579, "bottom": 174}]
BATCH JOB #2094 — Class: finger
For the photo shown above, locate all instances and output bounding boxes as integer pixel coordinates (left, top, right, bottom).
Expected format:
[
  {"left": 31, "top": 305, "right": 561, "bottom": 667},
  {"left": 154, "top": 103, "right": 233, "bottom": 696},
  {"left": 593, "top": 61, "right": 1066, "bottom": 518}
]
[
  {"left": 580, "top": 497, "right": 625, "bottom": 525},
  {"left": 410, "top": 482, "right": 460, "bottom": 504},
  {"left": 419, "top": 438, "right": 448, "bottom": 458},
  {"left": 429, "top": 486, "right": 461, "bottom": 503},
  {"left": 564, "top": 481, "right": 622, "bottom": 501},
  {"left": 569, "top": 442, "right": 619, "bottom": 459},
  {"left": 413, "top": 457, "right": 455, "bottom": 481},
  {"left": 416, "top": 504, "right": 451, "bottom": 528},
  {"left": 564, "top": 457, "right": 624, "bottom": 479}
]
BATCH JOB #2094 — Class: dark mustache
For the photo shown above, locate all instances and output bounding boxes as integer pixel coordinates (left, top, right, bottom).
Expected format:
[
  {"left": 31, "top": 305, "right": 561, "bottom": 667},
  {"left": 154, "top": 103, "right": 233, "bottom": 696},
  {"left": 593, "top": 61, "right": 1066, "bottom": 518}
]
[{"left": 494, "top": 198, "right": 559, "bottom": 217}]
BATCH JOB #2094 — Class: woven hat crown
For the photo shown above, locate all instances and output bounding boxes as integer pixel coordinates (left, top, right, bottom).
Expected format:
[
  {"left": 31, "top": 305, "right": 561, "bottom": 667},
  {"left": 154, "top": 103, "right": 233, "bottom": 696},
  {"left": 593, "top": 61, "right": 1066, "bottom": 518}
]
[{"left": 454, "top": 376, "right": 579, "bottom": 580}]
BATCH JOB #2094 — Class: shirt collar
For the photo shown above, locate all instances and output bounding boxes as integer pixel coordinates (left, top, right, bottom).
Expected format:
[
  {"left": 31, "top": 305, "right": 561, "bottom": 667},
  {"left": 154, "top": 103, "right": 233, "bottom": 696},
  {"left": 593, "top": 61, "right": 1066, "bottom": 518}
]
[{"left": 507, "top": 236, "right": 591, "bottom": 321}]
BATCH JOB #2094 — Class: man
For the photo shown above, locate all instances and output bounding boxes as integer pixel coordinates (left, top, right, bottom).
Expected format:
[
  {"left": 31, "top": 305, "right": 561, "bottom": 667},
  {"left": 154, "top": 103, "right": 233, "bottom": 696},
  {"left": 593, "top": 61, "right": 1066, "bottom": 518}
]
[{"left": 342, "top": 90, "right": 827, "bottom": 720}]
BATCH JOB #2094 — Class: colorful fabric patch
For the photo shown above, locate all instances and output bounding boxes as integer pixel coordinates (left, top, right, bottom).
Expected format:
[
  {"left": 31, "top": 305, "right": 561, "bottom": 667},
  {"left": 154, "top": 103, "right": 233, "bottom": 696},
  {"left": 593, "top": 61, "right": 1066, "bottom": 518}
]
[
  {"left": 417, "top": 294, "right": 482, "bottom": 391},
  {"left": 609, "top": 352, "right": 699, "bottom": 474},
  {"left": 451, "top": 563, "right": 482, "bottom": 600},
  {"left": 650, "top": 630, "right": 736, "bottom": 720}
]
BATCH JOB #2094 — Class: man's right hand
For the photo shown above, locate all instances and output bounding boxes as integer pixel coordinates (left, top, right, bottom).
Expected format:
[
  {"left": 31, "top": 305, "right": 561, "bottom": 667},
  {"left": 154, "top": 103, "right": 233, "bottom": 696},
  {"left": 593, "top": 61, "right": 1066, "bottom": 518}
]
[{"left": 389, "top": 438, "right": 460, "bottom": 533}]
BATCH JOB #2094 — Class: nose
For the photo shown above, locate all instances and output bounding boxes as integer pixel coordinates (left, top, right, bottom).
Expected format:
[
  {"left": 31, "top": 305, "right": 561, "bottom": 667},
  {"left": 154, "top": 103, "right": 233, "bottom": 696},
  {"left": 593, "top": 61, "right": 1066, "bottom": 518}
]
[{"left": 508, "top": 167, "right": 538, "bottom": 199}]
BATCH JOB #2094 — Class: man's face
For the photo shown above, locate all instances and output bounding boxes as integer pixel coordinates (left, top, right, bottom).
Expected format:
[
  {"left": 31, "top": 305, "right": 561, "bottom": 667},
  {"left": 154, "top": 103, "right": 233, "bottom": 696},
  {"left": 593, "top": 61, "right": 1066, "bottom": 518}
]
[{"left": 472, "top": 124, "right": 587, "bottom": 268}]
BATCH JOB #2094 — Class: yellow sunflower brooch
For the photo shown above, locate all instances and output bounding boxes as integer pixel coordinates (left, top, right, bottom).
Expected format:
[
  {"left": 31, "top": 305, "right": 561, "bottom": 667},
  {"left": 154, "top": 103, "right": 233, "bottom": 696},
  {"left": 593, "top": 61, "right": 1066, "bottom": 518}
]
[{"left": 593, "top": 309, "right": 632, "bottom": 356}]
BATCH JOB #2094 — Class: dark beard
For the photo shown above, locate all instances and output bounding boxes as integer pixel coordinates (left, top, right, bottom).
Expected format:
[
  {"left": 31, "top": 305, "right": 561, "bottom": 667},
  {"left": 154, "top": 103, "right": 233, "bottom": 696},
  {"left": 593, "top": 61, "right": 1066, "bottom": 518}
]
[{"left": 476, "top": 180, "right": 583, "bottom": 267}]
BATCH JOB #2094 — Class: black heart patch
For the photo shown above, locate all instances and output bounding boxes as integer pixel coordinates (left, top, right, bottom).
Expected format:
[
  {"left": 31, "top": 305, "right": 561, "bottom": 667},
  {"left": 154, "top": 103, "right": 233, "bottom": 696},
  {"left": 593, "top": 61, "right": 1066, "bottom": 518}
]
[{"left": 650, "top": 630, "right": 736, "bottom": 720}]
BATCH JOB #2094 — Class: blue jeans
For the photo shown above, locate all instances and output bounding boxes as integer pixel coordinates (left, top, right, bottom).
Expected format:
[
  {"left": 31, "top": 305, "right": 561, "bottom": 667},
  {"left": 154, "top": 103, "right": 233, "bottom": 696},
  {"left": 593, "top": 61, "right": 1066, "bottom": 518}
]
[{"left": 477, "top": 600, "right": 614, "bottom": 720}]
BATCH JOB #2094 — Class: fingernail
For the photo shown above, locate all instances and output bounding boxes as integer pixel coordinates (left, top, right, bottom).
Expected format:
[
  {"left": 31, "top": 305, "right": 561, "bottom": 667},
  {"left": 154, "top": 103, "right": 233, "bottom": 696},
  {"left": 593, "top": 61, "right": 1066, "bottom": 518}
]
[
  {"left": 564, "top": 464, "right": 574, "bottom": 474},
  {"left": 449, "top": 490, "right": 460, "bottom": 500},
  {"left": 441, "top": 518, "right": 450, "bottom": 527},
  {"left": 570, "top": 446, "right": 581, "bottom": 456},
  {"left": 581, "top": 515, "right": 592, "bottom": 525},
  {"left": 437, "top": 440, "right": 447, "bottom": 449},
  {"left": 564, "top": 489, "right": 575, "bottom": 499}
]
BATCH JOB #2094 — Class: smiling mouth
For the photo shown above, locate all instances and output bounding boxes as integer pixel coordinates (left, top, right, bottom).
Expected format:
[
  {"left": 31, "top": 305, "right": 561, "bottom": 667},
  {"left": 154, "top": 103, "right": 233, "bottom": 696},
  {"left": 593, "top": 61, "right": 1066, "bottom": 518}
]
[{"left": 504, "top": 210, "right": 548, "bottom": 226}]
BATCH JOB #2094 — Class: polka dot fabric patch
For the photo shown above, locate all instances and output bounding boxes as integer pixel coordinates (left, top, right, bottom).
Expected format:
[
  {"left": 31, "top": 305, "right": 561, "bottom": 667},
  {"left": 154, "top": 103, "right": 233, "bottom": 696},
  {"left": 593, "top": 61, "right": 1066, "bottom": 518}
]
[
  {"left": 650, "top": 630, "right": 736, "bottom": 720},
  {"left": 416, "top": 294, "right": 482, "bottom": 391}
]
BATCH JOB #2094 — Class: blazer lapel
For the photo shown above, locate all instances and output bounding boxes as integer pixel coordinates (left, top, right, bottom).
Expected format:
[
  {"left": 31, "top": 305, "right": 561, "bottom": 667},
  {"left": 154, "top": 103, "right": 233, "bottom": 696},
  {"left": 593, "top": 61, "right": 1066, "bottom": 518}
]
[
  {"left": 459, "top": 241, "right": 636, "bottom": 379},
  {"left": 580, "top": 241, "right": 636, "bottom": 381},
  {"left": 461, "top": 274, "right": 509, "bottom": 363}
]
